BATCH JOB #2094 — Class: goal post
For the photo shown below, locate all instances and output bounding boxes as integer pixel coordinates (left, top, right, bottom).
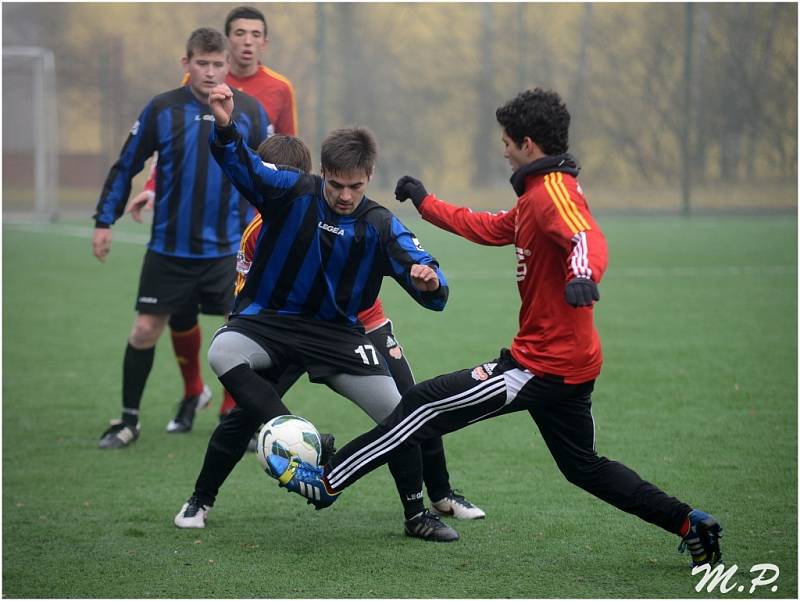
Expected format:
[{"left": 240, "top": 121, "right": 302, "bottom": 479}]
[{"left": 3, "top": 46, "right": 59, "bottom": 222}]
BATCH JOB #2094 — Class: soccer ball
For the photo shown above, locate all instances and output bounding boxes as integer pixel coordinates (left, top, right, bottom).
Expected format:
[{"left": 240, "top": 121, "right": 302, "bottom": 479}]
[{"left": 256, "top": 415, "right": 322, "bottom": 470}]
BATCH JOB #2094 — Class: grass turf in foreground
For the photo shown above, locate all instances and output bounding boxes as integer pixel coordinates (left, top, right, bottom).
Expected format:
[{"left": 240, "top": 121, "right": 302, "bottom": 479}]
[{"left": 2, "top": 216, "right": 796, "bottom": 598}]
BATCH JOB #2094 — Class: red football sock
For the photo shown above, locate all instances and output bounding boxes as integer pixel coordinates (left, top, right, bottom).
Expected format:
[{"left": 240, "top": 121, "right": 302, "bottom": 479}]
[
  {"left": 170, "top": 324, "right": 204, "bottom": 399},
  {"left": 219, "top": 389, "right": 238, "bottom": 416},
  {"left": 679, "top": 516, "right": 691, "bottom": 537}
]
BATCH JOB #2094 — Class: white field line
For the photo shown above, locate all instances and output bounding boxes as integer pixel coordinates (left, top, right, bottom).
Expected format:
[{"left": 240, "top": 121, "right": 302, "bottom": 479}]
[
  {"left": 5, "top": 222, "right": 149, "bottom": 245},
  {"left": 5, "top": 222, "right": 796, "bottom": 278}
]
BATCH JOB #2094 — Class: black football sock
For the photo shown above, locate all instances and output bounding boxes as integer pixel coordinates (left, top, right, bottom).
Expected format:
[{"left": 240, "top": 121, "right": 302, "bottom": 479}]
[
  {"left": 193, "top": 408, "right": 261, "bottom": 506},
  {"left": 217, "top": 364, "right": 290, "bottom": 423},
  {"left": 387, "top": 444, "right": 426, "bottom": 519},
  {"left": 121, "top": 343, "right": 155, "bottom": 427},
  {"left": 421, "top": 435, "right": 452, "bottom": 503}
]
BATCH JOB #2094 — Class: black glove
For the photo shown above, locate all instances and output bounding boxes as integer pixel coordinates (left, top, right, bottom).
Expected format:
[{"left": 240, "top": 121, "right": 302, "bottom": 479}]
[
  {"left": 564, "top": 277, "right": 599, "bottom": 307},
  {"left": 394, "top": 175, "right": 428, "bottom": 209}
]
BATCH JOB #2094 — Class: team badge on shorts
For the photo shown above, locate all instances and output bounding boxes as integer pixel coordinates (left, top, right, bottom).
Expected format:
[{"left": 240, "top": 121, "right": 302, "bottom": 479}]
[
  {"left": 386, "top": 334, "right": 403, "bottom": 359},
  {"left": 471, "top": 362, "right": 498, "bottom": 381},
  {"left": 471, "top": 366, "right": 489, "bottom": 381}
]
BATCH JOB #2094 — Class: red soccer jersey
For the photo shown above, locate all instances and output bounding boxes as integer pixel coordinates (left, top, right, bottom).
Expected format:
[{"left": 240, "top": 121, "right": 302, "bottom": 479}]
[
  {"left": 235, "top": 215, "right": 388, "bottom": 330},
  {"left": 418, "top": 169, "right": 608, "bottom": 383},
  {"left": 226, "top": 65, "right": 297, "bottom": 136}
]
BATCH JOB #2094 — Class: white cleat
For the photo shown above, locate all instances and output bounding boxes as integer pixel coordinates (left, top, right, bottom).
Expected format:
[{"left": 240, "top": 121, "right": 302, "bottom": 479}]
[
  {"left": 174, "top": 496, "right": 210, "bottom": 528},
  {"left": 431, "top": 490, "right": 486, "bottom": 520}
]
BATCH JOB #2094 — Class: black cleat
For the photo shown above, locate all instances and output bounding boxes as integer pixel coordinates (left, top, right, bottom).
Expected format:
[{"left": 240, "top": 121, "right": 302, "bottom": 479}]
[
  {"left": 98, "top": 420, "right": 140, "bottom": 449},
  {"left": 166, "top": 385, "right": 212, "bottom": 433},
  {"left": 404, "top": 510, "right": 460, "bottom": 542}
]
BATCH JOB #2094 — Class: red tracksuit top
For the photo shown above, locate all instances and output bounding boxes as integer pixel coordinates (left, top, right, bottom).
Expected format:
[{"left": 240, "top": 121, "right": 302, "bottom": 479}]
[{"left": 418, "top": 160, "right": 607, "bottom": 383}]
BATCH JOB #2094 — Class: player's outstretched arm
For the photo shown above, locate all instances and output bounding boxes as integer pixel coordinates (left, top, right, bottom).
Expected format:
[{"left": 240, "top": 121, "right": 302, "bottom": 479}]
[{"left": 395, "top": 175, "right": 516, "bottom": 246}]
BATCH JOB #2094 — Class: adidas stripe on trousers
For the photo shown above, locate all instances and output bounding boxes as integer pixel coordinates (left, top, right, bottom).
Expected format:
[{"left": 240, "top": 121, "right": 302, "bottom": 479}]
[{"left": 325, "top": 349, "right": 691, "bottom": 535}]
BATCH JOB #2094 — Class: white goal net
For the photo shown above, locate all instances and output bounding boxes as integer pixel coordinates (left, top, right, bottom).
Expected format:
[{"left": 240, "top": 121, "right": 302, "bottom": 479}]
[{"left": 3, "top": 46, "right": 59, "bottom": 221}]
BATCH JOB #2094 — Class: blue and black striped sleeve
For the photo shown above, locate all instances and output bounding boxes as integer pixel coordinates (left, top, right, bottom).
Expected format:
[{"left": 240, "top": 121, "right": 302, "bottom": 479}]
[
  {"left": 384, "top": 214, "right": 449, "bottom": 311},
  {"left": 93, "top": 102, "right": 158, "bottom": 227},
  {"left": 209, "top": 121, "right": 303, "bottom": 213}
]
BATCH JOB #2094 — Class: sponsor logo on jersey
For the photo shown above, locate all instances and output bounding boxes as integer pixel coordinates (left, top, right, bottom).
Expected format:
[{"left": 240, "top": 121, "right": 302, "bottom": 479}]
[
  {"left": 318, "top": 222, "right": 345, "bottom": 236},
  {"left": 138, "top": 296, "right": 158, "bottom": 304},
  {"left": 471, "top": 366, "right": 489, "bottom": 381},
  {"left": 130, "top": 120, "right": 140, "bottom": 136},
  {"left": 411, "top": 237, "right": 424, "bottom": 251},
  {"left": 194, "top": 114, "right": 215, "bottom": 121},
  {"left": 482, "top": 362, "right": 497, "bottom": 375}
]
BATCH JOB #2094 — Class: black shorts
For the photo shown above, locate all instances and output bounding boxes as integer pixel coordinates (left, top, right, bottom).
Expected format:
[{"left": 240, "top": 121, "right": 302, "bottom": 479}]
[
  {"left": 135, "top": 250, "right": 236, "bottom": 315},
  {"left": 221, "top": 314, "right": 391, "bottom": 381}
]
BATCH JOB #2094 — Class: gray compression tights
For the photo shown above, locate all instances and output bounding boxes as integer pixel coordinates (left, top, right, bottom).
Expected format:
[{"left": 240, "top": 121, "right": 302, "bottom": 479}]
[{"left": 207, "top": 330, "right": 402, "bottom": 423}]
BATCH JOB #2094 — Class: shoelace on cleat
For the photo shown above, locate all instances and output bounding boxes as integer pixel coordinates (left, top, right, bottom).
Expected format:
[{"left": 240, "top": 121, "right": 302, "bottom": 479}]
[
  {"left": 182, "top": 496, "right": 207, "bottom": 516},
  {"left": 103, "top": 423, "right": 134, "bottom": 438},
  {"left": 447, "top": 490, "right": 475, "bottom": 508}
]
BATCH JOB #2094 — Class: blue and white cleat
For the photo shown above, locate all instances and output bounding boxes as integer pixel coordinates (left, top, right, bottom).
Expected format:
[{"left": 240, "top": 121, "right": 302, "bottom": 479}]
[
  {"left": 266, "top": 454, "right": 340, "bottom": 510},
  {"left": 679, "top": 509, "right": 723, "bottom": 567}
]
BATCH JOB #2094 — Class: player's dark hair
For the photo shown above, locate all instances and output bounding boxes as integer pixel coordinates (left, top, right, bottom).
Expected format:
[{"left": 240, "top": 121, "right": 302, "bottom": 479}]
[
  {"left": 257, "top": 135, "right": 312, "bottom": 173},
  {"left": 225, "top": 6, "right": 268, "bottom": 37},
  {"left": 320, "top": 126, "right": 377, "bottom": 178},
  {"left": 186, "top": 27, "right": 227, "bottom": 60},
  {"left": 496, "top": 88, "right": 570, "bottom": 155}
]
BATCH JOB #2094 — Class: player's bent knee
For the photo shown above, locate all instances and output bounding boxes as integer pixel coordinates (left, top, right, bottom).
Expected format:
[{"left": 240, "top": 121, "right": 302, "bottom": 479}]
[
  {"left": 208, "top": 337, "right": 244, "bottom": 376},
  {"left": 558, "top": 457, "right": 604, "bottom": 490},
  {"left": 207, "top": 330, "right": 272, "bottom": 376}
]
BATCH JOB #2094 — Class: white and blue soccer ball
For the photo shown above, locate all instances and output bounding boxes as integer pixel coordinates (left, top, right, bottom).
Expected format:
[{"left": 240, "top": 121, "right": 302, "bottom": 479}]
[{"left": 256, "top": 415, "right": 322, "bottom": 470}]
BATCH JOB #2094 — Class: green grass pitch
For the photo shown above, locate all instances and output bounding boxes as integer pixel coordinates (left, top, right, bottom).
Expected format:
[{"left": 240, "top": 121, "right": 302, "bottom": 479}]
[{"left": 2, "top": 215, "right": 796, "bottom": 598}]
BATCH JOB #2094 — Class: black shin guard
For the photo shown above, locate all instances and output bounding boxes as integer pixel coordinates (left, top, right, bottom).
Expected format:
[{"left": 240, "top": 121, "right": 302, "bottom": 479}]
[{"left": 193, "top": 408, "right": 261, "bottom": 506}]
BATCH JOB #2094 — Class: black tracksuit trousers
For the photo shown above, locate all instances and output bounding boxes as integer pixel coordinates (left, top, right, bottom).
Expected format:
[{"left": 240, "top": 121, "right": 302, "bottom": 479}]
[{"left": 324, "top": 349, "right": 691, "bottom": 535}]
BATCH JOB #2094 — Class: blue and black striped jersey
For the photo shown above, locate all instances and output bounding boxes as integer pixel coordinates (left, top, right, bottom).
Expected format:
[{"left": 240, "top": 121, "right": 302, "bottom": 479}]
[
  {"left": 209, "top": 122, "right": 449, "bottom": 328},
  {"left": 93, "top": 86, "right": 269, "bottom": 259}
]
